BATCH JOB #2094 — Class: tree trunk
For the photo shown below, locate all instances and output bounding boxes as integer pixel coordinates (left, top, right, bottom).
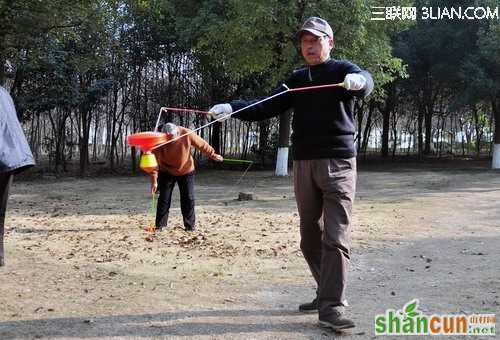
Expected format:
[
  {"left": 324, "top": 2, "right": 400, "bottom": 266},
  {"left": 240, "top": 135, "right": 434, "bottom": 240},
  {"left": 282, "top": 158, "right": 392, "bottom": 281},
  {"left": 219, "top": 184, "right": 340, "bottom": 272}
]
[
  {"left": 391, "top": 124, "right": 398, "bottom": 158},
  {"left": 361, "top": 101, "right": 374, "bottom": 155},
  {"left": 211, "top": 122, "right": 221, "bottom": 154},
  {"left": 449, "top": 115, "right": 455, "bottom": 156},
  {"left": 92, "top": 115, "right": 98, "bottom": 161},
  {"left": 380, "top": 85, "right": 396, "bottom": 158},
  {"left": 275, "top": 109, "right": 291, "bottom": 176},
  {"left": 356, "top": 101, "right": 364, "bottom": 154},
  {"left": 437, "top": 116, "right": 442, "bottom": 158},
  {"left": 472, "top": 104, "right": 483, "bottom": 157},
  {"left": 492, "top": 99, "right": 500, "bottom": 169},
  {"left": 418, "top": 105, "right": 424, "bottom": 159},
  {"left": 222, "top": 121, "right": 227, "bottom": 156},
  {"left": 424, "top": 104, "right": 433, "bottom": 155},
  {"left": 80, "top": 135, "right": 89, "bottom": 176},
  {"left": 0, "top": 47, "right": 5, "bottom": 86},
  {"left": 258, "top": 121, "right": 269, "bottom": 166},
  {"left": 109, "top": 86, "right": 119, "bottom": 170},
  {"left": 407, "top": 133, "right": 412, "bottom": 155},
  {"left": 381, "top": 107, "right": 390, "bottom": 157},
  {"left": 242, "top": 123, "right": 251, "bottom": 159},
  {"left": 79, "top": 108, "right": 92, "bottom": 177}
]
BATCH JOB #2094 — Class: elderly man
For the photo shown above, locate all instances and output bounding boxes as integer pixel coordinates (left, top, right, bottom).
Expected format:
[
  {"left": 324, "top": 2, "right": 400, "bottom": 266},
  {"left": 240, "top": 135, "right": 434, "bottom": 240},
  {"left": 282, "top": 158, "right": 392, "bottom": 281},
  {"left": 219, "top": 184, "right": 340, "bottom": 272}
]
[
  {"left": 0, "top": 85, "right": 35, "bottom": 266},
  {"left": 150, "top": 123, "right": 223, "bottom": 231},
  {"left": 209, "top": 17, "right": 373, "bottom": 330}
]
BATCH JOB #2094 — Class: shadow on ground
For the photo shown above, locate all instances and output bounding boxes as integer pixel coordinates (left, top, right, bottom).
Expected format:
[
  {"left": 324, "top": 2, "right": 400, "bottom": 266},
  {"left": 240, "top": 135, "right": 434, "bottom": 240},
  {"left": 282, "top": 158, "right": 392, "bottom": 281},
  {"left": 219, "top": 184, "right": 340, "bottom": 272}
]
[{"left": 0, "top": 309, "right": 339, "bottom": 339}]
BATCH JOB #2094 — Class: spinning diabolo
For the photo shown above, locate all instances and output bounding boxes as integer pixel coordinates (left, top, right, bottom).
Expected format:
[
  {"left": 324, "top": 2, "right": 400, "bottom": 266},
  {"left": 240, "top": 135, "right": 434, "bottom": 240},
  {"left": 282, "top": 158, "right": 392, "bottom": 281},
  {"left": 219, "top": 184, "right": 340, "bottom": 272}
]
[{"left": 127, "top": 132, "right": 168, "bottom": 173}]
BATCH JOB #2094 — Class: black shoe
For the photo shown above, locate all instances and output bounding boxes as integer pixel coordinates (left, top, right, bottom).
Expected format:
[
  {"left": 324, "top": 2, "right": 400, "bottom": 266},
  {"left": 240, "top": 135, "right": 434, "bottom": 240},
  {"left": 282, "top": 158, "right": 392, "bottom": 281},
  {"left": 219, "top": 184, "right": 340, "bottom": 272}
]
[
  {"left": 299, "top": 298, "right": 318, "bottom": 313},
  {"left": 319, "top": 308, "right": 355, "bottom": 331},
  {"left": 185, "top": 226, "right": 195, "bottom": 232}
]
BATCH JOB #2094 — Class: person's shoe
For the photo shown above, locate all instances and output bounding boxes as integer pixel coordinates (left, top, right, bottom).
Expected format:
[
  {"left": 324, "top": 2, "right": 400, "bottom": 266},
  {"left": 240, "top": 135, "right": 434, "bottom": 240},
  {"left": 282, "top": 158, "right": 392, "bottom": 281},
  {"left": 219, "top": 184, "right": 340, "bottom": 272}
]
[
  {"left": 185, "top": 226, "right": 195, "bottom": 232},
  {"left": 299, "top": 297, "right": 318, "bottom": 313},
  {"left": 319, "top": 308, "right": 355, "bottom": 331}
]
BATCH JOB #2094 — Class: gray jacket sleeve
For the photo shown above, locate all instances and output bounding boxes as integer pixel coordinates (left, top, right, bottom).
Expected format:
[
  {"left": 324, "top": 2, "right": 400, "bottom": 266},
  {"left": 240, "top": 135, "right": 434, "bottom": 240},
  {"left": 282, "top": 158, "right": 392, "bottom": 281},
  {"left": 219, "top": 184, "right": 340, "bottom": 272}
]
[{"left": 0, "top": 86, "right": 35, "bottom": 174}]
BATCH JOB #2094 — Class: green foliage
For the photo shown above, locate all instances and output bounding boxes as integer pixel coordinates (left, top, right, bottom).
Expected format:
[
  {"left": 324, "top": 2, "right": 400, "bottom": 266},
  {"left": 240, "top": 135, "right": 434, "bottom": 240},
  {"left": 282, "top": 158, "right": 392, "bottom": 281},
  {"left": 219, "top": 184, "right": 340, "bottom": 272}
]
[
  {"left": 2, "top": 0, "right": 408, "bottom": 105},
  {"left": 477, "top": 20, "right": 500, "bottom": 100},
  {"left": 0, "top": 0, "right": 86, "bottom": 82},
  {"left": 394, "top": 0, "right": 499, "bottom": 108},
  {"left": 193, "top": 0, "right": 406, "bottom": 97}
]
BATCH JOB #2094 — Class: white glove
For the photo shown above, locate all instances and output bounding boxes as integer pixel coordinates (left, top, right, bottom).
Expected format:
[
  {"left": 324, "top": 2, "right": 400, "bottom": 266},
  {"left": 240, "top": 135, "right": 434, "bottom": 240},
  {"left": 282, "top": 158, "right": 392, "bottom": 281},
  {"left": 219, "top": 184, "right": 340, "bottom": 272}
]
[
  {"left": 344, "top": 73, "right": 366, "bottom": 91},
  {"left": 208, "top": 103, "right": 233, "bottom": 121}
]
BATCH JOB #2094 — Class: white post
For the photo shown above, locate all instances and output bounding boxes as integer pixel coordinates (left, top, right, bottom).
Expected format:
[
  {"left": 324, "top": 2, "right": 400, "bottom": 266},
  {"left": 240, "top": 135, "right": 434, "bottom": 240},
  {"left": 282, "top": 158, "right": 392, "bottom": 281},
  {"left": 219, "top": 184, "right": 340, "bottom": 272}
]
[
  {"left": 493, "top": 144, "right": 500, "bottom": 169},
  {"left": 275, "top": 147, "right": 289, "bottom": 176}
]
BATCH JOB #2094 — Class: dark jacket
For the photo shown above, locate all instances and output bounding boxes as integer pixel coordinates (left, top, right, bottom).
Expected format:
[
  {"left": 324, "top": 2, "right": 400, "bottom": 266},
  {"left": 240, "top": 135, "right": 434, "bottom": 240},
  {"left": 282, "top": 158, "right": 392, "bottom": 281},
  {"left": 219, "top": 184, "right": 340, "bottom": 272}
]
[
  {"left": 0, "top": 86, "right": 35, "bottom": 174},
  {"left": 230, "top": 59, "right": 374, "bottom": 160}
]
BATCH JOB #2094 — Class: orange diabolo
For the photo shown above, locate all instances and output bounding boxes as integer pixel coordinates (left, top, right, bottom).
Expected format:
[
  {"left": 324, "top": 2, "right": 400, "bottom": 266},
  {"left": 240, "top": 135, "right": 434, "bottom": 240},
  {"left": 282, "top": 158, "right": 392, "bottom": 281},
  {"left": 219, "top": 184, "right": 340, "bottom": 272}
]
[{"left": 127, "top": 132, "right": 168, "bottom": 173}]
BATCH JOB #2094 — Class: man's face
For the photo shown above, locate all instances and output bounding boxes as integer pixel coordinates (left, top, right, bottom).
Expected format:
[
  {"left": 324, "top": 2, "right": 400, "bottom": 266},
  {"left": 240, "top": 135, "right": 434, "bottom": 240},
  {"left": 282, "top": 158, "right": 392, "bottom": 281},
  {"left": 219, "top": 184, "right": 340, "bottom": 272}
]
[{"left": 300, "top": 32, "right": 333, "bottom": 66}]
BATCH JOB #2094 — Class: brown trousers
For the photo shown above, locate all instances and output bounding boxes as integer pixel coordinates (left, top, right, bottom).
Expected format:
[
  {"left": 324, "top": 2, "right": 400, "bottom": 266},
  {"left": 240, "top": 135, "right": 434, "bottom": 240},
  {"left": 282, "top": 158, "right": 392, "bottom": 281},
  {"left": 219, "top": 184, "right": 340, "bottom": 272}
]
[{"left": 293, "top": 158, "right": 356, "bottom": 316}]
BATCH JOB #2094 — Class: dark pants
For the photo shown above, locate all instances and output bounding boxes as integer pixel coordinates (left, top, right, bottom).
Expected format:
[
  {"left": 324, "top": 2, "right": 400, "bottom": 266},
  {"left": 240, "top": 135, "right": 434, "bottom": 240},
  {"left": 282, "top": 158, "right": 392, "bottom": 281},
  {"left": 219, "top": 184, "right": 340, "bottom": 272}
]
[
  {"left": 0, "top": 172, "right": 13, "bottom": 267},
  {"left": 293, "top": 158, "right": 356, "bottom": 317},
  {"left": 156, "top": 171, "right": 196, "bottom": 230}
]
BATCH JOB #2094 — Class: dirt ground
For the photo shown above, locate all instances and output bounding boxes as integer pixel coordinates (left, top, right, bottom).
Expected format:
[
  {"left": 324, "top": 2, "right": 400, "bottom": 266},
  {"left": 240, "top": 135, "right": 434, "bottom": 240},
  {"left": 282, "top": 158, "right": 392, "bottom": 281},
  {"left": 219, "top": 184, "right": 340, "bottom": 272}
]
[{"left": 0, "top": 161, "right": 499, "bottom": 339}]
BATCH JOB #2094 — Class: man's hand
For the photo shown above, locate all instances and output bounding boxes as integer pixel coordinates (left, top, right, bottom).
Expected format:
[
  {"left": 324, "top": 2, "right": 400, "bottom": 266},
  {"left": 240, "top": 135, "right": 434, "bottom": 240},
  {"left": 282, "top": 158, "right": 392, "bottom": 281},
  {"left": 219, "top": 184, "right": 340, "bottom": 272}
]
[
  {"left": 344, "top": 73, "right": 366, "bottom": 91},
  {"left": 212, "top": 154, "right": 224, "bottom": 162},
  {"left": 150, "top": 174, "right": 158, "bottom": 194},
  {"left": 208, "top": 104, "right": 232, "bottom": 122}
]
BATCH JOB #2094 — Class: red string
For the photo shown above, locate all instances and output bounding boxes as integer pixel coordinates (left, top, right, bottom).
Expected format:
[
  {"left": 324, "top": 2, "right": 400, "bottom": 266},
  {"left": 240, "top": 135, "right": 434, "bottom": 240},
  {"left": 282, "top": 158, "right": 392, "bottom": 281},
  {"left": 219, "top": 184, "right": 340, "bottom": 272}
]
[{"left": 288, "top": 83, "right": 344, "bottom": 92}]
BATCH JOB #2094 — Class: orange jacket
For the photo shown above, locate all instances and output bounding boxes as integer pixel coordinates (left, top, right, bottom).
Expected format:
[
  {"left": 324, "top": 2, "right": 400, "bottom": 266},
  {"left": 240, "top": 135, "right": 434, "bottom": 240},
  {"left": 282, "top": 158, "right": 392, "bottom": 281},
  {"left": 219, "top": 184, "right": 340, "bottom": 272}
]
[{"left": 152, "top": 127, "right": 216, "bottom": 176}]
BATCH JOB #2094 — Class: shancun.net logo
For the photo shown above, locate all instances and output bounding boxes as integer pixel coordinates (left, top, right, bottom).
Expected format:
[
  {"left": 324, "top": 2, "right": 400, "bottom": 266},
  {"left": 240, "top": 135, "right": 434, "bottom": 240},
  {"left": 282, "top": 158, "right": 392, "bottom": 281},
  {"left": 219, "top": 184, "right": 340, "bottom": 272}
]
[{"left": 374, "top": 299, "right": 496, "bottom": 336}]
